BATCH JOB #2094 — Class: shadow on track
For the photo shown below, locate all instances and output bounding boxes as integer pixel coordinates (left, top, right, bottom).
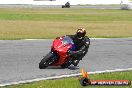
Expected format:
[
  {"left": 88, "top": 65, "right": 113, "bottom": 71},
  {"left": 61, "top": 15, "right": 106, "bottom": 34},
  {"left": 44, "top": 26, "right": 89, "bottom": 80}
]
[{"left": 40, "top": 66, "right": 79, "bottom": 70}]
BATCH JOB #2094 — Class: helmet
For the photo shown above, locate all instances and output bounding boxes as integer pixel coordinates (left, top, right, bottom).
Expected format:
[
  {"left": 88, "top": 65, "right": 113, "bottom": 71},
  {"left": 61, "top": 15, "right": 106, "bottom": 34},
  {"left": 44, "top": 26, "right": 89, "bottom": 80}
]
[{"left": 76, "top": 28, "right": 86, "bottom": 38}]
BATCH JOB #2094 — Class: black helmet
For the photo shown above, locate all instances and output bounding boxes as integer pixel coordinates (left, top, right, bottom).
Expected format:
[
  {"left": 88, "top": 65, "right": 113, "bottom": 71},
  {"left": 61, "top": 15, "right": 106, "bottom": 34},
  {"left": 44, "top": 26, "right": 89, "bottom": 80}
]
[{"left": 76, "top": 28, "right": 86, "bottom": 38}]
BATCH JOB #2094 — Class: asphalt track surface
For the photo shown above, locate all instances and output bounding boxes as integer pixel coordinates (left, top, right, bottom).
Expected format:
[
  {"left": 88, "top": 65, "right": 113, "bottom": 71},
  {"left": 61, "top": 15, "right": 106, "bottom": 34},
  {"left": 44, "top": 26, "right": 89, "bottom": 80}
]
[{"left": 0, "top": 38, "right": 132, "bottom": 85}]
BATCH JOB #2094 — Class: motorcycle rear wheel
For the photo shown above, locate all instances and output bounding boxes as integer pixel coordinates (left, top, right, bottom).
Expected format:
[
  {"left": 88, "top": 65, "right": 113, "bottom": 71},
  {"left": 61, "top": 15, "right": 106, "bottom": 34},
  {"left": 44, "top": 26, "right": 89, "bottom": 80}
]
[
  {"left": 61, "top": 58, "right": 72, "bottom": 68},
  {"left": 61, "top": 63, "right": 69, "bottom": 68},
  {"left": 39, "top": 52, "right": 54, "bottom": 69}
]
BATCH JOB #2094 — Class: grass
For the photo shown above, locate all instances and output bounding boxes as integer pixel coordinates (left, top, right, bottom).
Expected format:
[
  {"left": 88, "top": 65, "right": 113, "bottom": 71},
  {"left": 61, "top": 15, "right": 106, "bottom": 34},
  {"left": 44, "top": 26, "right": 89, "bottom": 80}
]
[
  {"left": 0, "top": 8, "right": 132, "bottom": 39},
  {"left": 0, "top": 8, "right": 132, "bottom": 21},
  {"left": 2, "top": 71, "right": 132, "bottom": 88}
]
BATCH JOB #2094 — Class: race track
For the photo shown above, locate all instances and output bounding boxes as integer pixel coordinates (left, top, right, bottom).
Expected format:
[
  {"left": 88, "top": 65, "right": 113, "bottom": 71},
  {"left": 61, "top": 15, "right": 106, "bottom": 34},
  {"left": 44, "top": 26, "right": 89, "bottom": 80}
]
[{"left": 0, "top": 38, "right": 132, "bottom": 85}]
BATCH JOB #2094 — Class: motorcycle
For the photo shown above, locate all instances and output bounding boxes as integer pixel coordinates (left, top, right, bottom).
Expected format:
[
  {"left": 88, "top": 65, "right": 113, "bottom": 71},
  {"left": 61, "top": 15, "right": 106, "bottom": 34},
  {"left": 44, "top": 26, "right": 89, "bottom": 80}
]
[{"left": 39, "top": 36, "right": 76, "bottom": 69}]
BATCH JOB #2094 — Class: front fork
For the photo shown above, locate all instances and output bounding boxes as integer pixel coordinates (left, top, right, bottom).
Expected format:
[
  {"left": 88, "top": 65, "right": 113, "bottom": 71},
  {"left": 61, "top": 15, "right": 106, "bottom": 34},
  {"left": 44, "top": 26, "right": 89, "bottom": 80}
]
[{"left": 49, "top": 51, "right": 58, "bottom": 65}]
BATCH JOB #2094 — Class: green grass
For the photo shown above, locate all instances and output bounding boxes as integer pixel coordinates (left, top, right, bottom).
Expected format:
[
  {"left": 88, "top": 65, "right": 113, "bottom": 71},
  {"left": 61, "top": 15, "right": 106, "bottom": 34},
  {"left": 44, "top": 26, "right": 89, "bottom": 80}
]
[
  {"left": 0, "top": 8, "right": 132, "bottom": 21},
  {"left": 0, "top": 8, "right": 132, "bottom": 39},
  {"left": 2, "top": 71, "right": 132, "bottom": 88}
]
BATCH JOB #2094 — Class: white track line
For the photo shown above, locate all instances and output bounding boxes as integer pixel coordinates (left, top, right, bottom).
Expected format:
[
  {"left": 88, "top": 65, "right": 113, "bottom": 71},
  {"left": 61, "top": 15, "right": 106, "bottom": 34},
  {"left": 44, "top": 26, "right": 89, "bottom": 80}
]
[
  {"left": 0, "top": 38, "right": 131, "bottom": 41},
  {"left": 0, "top": 38, "right": 127, "bottom": 41},
  {"left": 0, "top": 68, "right": 132, "bottom": 87}
]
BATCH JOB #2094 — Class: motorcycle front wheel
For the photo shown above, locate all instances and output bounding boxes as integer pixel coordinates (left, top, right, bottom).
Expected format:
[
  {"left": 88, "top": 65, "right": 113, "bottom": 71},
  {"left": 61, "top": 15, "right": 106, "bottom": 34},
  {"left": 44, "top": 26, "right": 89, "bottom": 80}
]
[{"left": 39, "top": 52, "right": 54, "bottom": 69}]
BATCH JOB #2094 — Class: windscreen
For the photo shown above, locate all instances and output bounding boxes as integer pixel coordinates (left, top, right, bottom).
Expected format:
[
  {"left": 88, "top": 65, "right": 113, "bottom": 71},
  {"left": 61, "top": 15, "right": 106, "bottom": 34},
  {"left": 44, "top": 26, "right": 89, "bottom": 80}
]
[{"left": 62, "top": 36, "right": 74, "bottom": 45}]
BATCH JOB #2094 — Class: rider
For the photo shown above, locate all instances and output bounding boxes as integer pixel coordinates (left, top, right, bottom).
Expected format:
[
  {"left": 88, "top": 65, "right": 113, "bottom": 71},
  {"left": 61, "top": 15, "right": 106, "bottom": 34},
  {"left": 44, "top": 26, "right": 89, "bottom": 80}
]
[
  {"left": 67, "top": 28, "right": 90, "bottom": 66},
  {"left": 65, "top": 2, "right": 70, "bottom": 8}
]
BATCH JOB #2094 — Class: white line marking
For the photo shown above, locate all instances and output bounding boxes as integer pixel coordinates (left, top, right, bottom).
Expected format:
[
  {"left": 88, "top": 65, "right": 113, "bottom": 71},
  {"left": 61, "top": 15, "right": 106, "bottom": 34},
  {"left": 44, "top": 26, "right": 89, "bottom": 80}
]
[
  {"left": 0, "top": 68, "right": 132, "bottom": 87},
  {"left": 0, "top": 38, "right": 131, "bottom": 41}
]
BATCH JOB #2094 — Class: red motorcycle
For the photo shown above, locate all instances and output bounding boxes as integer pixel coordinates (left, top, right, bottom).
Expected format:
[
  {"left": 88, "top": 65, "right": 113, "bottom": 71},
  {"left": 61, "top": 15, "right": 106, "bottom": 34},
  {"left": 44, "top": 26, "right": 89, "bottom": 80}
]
[{"left": 39, "top": 36, "right": 76, "bottom": 69}]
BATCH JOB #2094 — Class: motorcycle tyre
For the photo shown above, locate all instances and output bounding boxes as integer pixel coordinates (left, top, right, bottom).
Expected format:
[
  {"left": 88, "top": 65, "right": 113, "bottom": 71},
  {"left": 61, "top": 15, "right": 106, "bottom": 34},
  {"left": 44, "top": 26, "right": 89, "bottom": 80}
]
[
  {"left": 61, "top": 60, "right": 71, "bottom": 68},
  {"left": 39, "top": 52, "right": 53, "bottom": 69}
]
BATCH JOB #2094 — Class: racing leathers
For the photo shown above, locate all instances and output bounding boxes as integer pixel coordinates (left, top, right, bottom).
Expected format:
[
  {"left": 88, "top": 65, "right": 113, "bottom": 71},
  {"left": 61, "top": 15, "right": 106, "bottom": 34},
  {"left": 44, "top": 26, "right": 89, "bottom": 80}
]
[{"left": 67, "top": 35, "right": 90, "bottom": 66}]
